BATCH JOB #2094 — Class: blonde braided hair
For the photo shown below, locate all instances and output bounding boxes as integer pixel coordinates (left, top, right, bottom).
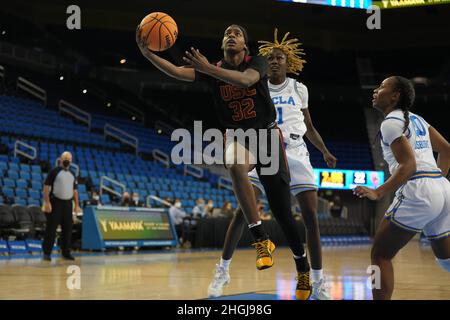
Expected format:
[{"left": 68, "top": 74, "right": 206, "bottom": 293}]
[{"left": 258, "top": 28, "right": 306, "bottom": 75}]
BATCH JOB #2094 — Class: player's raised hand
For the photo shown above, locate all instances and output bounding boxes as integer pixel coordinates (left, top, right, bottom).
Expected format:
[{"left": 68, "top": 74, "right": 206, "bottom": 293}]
[
  {"left": 324, "top": 152, "right": 337, "bottom": 168},
  {"left": 136, "top": 25, "right": 151, "bottom": 55},
  {"left": 183, "top": 47, "right": 211, "bottom": 73},
  {"left": 353, "top": 186, "right": 379, "bottom": 200}
]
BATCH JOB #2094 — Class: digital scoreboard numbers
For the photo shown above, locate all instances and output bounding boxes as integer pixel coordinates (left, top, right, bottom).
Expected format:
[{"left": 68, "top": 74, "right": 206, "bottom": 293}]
[
  {"left": 353, "top": 171, "right": 367, "bottom": 185},
  {"left": 278, "top": 0, "right": 373, "bottom": 9},
  {"left": 278, "top": 0, "right": 450, "bottom": 9},
  {"left": 320, "top": 171, "right": 346, "bottom": 188},
  {"left": 314, "top": 169, "right": 384, "bottom": 190}
]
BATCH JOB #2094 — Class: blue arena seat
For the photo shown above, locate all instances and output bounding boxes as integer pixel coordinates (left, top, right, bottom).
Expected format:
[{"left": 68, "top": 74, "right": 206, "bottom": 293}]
[
  {"left": 2, "top": 178, "right": 15, "bottom": 188},
  {"left": 15, "top": 189, "right": 28, "bottom": 198},
  {"left": 7, "top": 170, "right": 19, "bottom": 180},
  {"left": 14, "top": 198, "right": 27, "bottom": 206},
  {"left": 20, "top": 171, "right": 31, "bottom": 180},
  {"left": 29, "top": 190, "right": 40, "bottom": 200},
  {"left": 27, "top": 199, "right": 40, "bottom": 206},
  {"left": 101, "top": 194, "right": 110, "bottom": 204},
  {"left": 2, "top": 187, "right": 15, "bottom": 198},
  {"left": 77, "top": 184, "right": 87, "bottom": 193},
  {"left": 16, "top": 179, "right": 28, "bottom": 189}
]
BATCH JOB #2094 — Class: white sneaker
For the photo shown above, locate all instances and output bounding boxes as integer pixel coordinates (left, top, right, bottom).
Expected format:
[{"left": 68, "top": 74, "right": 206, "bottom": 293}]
[
  {"left": 207, "top": 264, "right": 230, "bottom": 298},
  {"left": 311, "top": 278, "right": 331, "bottom": 300}
]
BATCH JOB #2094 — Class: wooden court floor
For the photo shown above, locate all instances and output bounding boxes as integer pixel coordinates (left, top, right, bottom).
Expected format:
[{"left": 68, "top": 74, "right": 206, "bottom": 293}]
[{"left": 0, "top": 240, "right": 449, "bottom": 300}]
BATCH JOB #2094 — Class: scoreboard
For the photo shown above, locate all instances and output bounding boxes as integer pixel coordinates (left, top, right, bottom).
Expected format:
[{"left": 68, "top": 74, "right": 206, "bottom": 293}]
[
  {"left": 278, "top": 0, "right": 373, "bottom": 9},
  {"left": 278, "top": 0, "right": 450, "bottom": 9},
  {"left": 314, "top": 168, "right": 384, "bottom": 190}
]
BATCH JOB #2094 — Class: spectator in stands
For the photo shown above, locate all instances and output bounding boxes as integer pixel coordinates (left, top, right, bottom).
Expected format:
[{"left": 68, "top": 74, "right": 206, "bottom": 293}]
[
  {"left": 221, "top": 201, "right": 234, "bottom": 218},
  {"left": 84, "top": 190, "right": 101, "bottom": 207},
  {"left": 168, "top": 199, "right": 187, "bottom": 244},
  {"left": 192, "top": 198, "right": 206, "bottom": 218},
  {"left": 330, "top": 195, "right": 344, "bottom": 218},
  {"left": 42, "top": 151, "right": 81, "bottom": 261},
  {"left": 130, "top": 192, "right": 145, "bottom": 207},
  {"left": 174, "top": 198, "right": 183, "bottom": 209},
  {"left": 120, "top": 192, "right": 131, "bottom": 206},
  {"left": 204, "top": 199, "right": 215, "bottom": 218}
]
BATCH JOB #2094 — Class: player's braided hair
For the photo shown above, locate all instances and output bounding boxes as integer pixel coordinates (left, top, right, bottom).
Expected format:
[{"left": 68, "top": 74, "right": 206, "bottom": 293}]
[
  {"left": 393, "top": 76, "right": 415, "bottom": 133},
  {"left": 257, "top": 28, "right": 306, "bottom": 75}
]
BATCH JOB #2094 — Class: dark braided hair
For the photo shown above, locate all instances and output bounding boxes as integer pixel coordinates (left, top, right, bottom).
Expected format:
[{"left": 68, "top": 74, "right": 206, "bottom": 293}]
[{"left": 392, "top": 76, "right": 415, "bottom": 133}]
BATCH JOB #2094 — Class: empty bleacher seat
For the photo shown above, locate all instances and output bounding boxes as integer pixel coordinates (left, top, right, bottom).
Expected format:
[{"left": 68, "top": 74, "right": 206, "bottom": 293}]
[
  {"left": 101, "top": 194, "right": 110, "bottom": 204},
  {"left": 16, "top": 179, "right": 28, "bottom": 189},
  {"left": 31, "top": 173, "right": 42, "bottom": 181},
  {"left": 31, "top": 181, "right": 42, "bottom": 191},
  {"left": 15, "top": 189, "right": 28, "bottom": 198},
  {"left": 7, "top": 170, "right": 19, "bottom": 180}
]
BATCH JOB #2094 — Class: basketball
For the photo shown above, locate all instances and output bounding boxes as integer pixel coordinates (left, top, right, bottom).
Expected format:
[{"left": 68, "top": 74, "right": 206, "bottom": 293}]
[{"left": 138, "top": 12, "right": 178, "bottom": 52}]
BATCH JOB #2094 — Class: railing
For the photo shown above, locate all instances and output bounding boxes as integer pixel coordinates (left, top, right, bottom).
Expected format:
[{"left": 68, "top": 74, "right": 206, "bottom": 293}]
[
  {"left": 184, "top": 164, "right": 203, "bottom": 179},
  {"left": 146, "top": 195, "right": 171, "bottom": 208},
  {"left": 218, "top": 176, "right": 233, "bottom": 191},
  {"left": 117, "top": 100, "right": 145, "bottom": 124},
  {"left": 155, "top": 120, "right": 175, "bottom": 136},
  {"left": 16, "top": 77, "right": 47, "bottom": 105},
  {"left": 152, "top": 149, "right": 170, "bottom": 168},
  {"left": 58, "top": 99, "right": 92, "bottom": 131},
  {"left": 104, "top": 123, "right": 139, "bottom": 155},
  {"left": 0, "top": 41, "right": 56, "bottom": 71},
  {"left": 54, "top": 157, "right": 80, "bottom": 177},
  {"left": 100, "top": 176, "right": 126, "bottom": 198},
  {"left": 14, "top": 140, "right": 37, "bottom": 160}
]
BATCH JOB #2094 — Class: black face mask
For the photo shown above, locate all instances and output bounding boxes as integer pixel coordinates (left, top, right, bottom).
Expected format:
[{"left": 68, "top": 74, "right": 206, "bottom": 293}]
[{"left": 62, "top": 160, "right": 71, "bottom": 168}]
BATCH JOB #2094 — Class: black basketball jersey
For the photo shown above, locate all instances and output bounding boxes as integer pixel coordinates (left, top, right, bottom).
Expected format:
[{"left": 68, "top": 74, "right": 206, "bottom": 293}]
[{"left": 195, "top": 56, "right": 276, "bottom": 130}]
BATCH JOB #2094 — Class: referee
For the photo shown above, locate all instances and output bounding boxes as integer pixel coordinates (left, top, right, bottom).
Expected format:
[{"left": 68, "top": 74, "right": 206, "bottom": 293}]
[{"left": 42, "top": 151, "right": 82, "bottom": 261}]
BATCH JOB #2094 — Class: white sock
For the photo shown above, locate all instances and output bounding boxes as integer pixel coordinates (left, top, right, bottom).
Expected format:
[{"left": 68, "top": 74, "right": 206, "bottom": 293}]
[
  {"left": 311, "top": 269, "right": 323, "bottom": 283},
  {"left": 220, "top": 258, "right": 231, "bottom": 270}
]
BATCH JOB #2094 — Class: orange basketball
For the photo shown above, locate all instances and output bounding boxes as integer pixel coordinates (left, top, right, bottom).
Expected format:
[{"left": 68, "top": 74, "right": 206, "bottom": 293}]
[{"left": 138, "top": 12, "right": 178, "bottom": 52}]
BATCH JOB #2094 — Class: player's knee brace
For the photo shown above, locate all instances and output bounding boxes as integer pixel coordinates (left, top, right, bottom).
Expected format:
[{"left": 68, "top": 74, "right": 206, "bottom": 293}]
[{"left": 436, "top": 258, "right": 450, "bottom": 272}]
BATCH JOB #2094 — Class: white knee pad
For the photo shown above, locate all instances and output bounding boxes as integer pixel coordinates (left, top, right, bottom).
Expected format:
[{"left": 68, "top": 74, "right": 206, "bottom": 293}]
[{"left": 436, "top": 258, "right": 450, "bottom": 272}]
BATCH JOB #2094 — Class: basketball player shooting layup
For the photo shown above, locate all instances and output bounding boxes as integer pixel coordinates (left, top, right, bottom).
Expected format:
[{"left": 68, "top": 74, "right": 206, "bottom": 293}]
[
  {"left": 207, "top": 29, "right": 337, "bottom": 300},
  {"left": 136, "top": 24, "right": 312, "bottom": 299},
  {"left": 354, "top": 76, "right": 450, "bottom": 300}
]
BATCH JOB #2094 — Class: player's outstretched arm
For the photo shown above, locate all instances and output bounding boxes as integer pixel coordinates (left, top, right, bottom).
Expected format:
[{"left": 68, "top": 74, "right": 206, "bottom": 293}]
[
  {"left": 136, "top": 27, "right": 195, "bottom": 82},
  {"left": 183, "top": 48, "right": 260, "bottom": 88},
  {"left": 429, "top": 126, "right": 450, "bottom": 176},
  {"left": 303, "top": 108, "right": 337, "bottom": 168}
]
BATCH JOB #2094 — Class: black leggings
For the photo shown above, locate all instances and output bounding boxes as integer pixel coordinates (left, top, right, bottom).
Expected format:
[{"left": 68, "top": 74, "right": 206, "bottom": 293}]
[
  {"left": 224, "top": 128, "right": 305, "bottom": 258},
  {"left": 223, "top": 179, "right": 305, "bottom": 259}
]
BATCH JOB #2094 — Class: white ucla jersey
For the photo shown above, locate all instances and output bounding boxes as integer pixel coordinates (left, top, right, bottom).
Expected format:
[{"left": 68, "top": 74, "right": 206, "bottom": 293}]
[
  {"left": 380, "top": 110, "right": 439, "bottom": 175},
  {"left": 269, "top": 77, "right": 308, "bottom": 146}
]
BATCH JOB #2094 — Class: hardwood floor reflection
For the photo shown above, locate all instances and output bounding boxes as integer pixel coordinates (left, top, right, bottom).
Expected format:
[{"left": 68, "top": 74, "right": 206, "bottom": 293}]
[{"left": 0, "top": 240, "right": 448, "bottom": 300}]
